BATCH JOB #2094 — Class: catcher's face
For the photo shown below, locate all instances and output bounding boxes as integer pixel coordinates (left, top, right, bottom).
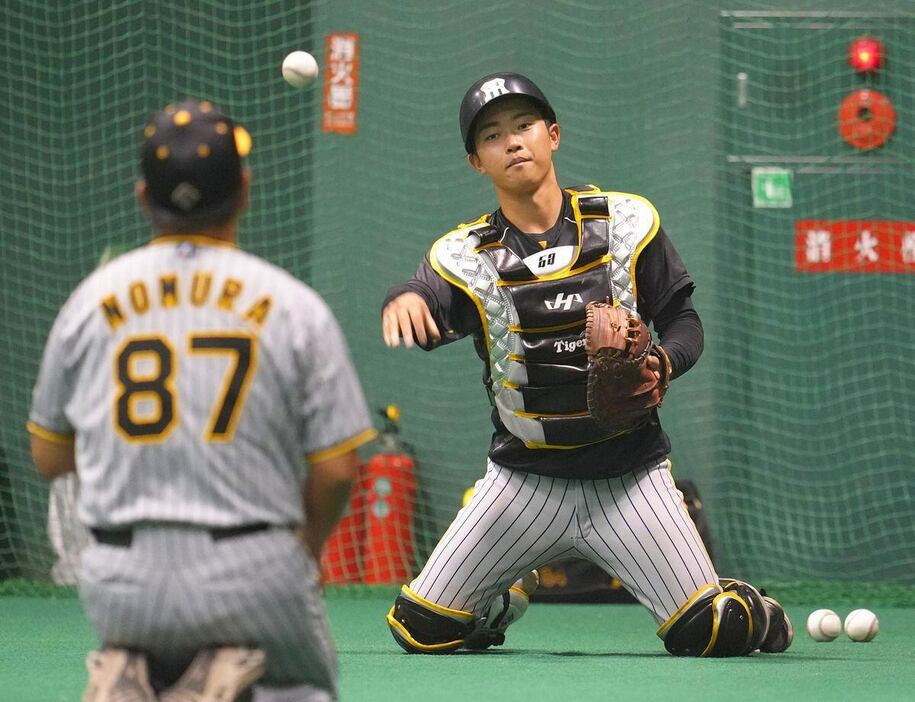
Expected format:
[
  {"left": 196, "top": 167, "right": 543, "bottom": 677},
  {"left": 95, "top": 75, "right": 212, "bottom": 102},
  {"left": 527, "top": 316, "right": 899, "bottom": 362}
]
[{"left": 468, "top": 96, "right": 560, "bottom": 195}]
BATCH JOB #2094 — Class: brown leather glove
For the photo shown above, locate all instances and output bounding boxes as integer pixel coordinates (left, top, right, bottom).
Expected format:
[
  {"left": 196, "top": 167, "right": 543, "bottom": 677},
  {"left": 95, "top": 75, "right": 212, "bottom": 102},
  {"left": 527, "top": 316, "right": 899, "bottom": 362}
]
[{"left": 584, "top": 301, "right": 671, "bottom": 433}]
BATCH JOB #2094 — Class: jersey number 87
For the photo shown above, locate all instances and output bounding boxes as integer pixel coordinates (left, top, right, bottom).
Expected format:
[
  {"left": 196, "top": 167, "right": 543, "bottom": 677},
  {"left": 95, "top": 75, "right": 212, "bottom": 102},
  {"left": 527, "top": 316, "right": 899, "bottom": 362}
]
[{"left": 114, "top": 332, "right": 257, "bottom": 444}]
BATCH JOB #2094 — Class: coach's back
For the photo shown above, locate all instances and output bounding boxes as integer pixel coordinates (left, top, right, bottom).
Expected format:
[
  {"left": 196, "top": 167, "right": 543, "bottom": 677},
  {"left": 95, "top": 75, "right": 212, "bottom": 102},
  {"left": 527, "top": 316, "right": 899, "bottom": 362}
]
[{"left": 31, "top": 238, "right": 368, "bottom": 529}]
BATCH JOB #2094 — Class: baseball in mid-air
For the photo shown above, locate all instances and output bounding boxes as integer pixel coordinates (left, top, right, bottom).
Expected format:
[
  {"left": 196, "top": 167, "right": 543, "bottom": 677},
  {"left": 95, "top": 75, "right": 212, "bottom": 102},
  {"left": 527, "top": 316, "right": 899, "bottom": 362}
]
[
  {"left": 282, "top": 51, "right": 319, "bottom": 88},
  {"left": 844, "top": 608, "right": 879, "bottom": 642},
  {"left": 806, "top": 609, "right": 841, "bottom": 642}
]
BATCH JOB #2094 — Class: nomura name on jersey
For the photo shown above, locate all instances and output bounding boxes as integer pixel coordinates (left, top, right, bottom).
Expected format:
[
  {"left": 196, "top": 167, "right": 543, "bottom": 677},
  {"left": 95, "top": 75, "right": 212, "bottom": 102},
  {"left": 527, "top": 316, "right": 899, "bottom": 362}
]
[{"left": 98, "top": 271, "right": 273, "bottom": 332}]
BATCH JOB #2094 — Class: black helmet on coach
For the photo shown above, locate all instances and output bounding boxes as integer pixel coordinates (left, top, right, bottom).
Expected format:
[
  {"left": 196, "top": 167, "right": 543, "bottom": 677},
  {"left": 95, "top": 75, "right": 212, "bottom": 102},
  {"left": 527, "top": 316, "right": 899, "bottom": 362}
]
[{"left": 459, "top": 72, "right": 557, "bottom": 154}]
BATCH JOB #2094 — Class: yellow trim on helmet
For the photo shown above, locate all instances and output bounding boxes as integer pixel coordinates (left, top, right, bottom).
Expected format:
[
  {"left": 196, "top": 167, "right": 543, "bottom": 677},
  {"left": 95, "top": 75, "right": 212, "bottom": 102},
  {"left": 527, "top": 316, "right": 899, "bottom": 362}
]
[{"left": 26, "top": 421, "right": 75, "bottom": 444}]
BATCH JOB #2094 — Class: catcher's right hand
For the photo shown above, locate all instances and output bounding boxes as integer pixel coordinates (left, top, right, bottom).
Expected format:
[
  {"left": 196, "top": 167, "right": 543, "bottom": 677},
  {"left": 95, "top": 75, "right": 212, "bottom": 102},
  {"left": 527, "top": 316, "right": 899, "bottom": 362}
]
[
  {"left": 584, "top": 301, "right": 671, "bottom": 434},
  {"left": 382, "top": 292, "right": 441, "bottom": 348}
]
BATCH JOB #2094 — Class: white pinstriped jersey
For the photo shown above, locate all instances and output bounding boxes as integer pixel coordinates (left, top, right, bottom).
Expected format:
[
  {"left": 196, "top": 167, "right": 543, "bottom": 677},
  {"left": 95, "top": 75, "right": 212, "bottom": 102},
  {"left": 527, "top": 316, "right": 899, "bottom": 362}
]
[{"left": 29, "top": 235, "right": 374, "bottom": 529}]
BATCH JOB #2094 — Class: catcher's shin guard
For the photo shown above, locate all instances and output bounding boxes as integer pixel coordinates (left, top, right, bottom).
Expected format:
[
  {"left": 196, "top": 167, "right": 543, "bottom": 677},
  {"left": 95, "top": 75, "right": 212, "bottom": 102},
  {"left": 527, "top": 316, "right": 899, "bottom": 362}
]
[
  {"left": 83, "top": 648, "right": 157, "bottom": 702},
  {"left": 464, "top": 570, "right": 540, "bottom": 651},
  {"left": 159, "top": 647, "right": 266, "bottom": 702},
  {"left": 758, "top": 595, "right": 794, "bottom": 653},
  {"left": 386, "top": 586, "right": 475, "bottom": 654},
  {"left": 718, "top": 577, "right": 770, "bottom": 652},
  {"left": 657, "top": 583, "right": 759, "bottom": 657}
]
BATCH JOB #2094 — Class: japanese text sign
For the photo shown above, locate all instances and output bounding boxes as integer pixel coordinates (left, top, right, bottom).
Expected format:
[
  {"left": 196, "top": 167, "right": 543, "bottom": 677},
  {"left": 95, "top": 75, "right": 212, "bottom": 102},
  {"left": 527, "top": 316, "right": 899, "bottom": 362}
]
[
  {"left": 795, "top": 220, "right": 915, "bottom": 273},
  {"left": 323, "top": 32, "right": 360, "bottom": 134}
]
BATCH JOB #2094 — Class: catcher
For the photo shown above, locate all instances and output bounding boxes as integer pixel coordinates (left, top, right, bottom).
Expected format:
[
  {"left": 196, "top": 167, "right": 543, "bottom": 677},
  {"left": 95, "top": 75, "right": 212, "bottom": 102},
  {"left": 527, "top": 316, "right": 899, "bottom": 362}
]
[{"left": 382, "top": 72, "right": 793, "bottom": 657}]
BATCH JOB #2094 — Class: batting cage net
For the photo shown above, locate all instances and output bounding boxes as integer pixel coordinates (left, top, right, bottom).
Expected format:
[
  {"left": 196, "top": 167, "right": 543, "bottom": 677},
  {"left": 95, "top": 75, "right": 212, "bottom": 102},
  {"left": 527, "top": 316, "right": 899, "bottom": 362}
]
[{"left": 1, "top": 1, "right": 914, "bottom": 605}]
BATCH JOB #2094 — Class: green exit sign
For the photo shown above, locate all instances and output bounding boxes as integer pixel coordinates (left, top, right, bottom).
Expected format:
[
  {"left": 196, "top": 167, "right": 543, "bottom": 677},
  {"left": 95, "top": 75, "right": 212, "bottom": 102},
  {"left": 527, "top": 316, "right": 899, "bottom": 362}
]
[{"left": 751, "top": 167, "right": 793, "bottom": 208}]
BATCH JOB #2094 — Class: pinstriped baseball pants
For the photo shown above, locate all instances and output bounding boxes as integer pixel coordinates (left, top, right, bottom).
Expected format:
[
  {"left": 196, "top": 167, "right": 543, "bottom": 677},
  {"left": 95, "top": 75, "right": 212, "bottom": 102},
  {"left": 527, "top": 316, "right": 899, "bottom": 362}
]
[
  {"left": 411, "top": 459, "right": 718, "bottom": 625},
  {"left": 79, "top": 526, "right": 336, "bottom": 701}
]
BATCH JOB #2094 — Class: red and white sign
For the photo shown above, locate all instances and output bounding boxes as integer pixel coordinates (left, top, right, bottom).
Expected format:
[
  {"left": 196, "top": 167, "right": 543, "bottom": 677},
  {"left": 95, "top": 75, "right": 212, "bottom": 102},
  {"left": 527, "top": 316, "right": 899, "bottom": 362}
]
[
  {"left": 322, "top": 32, "right": 360, "bottom": 135},
  {"left": 795, "top": 220, "right": 915, "bottom": 273}
]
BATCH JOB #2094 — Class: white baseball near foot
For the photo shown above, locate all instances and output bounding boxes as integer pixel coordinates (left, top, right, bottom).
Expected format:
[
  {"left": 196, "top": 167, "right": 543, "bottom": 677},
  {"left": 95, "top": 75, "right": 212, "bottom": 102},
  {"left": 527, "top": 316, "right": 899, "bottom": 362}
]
[
  {"left": 806, "top": 609, "right": 841, "bottom": 642},
  {"left": 844, "top": 609, "right": 879, "bottom": 642}
]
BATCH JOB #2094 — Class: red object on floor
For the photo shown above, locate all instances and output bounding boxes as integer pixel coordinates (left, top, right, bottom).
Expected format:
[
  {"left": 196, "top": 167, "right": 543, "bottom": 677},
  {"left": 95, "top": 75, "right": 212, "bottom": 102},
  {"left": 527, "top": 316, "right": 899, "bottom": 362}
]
[
  {"left": 321, "top": 468, "right": 366, "bottom": 584},
  {"left": 361, "top": 452, "right": 416, "bottom": 584}
]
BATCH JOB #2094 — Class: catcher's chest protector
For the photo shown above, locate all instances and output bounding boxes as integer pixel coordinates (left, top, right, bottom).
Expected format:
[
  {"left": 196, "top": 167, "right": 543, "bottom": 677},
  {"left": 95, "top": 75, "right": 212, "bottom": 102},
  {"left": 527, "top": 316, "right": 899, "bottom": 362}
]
[{"left": 430, "top": 186, "right": 659, "bottom": 449}]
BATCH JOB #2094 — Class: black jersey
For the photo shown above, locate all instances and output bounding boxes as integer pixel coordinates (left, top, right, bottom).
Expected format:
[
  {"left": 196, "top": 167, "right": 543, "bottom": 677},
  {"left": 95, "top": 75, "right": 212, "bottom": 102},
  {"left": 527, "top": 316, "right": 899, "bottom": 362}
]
[{"left": 383, "top": 190, "right": 703, "bottom": 479}]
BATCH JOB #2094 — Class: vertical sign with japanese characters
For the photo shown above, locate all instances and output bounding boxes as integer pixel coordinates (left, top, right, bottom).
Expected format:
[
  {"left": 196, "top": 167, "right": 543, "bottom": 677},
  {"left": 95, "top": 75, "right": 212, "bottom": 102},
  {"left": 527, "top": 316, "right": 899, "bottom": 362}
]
[
  {"left": 795, "top": 220, "right": 915, "bottom": 273},
  {"left": 323, "top": 32, "right": 360, "bottom": 134}
]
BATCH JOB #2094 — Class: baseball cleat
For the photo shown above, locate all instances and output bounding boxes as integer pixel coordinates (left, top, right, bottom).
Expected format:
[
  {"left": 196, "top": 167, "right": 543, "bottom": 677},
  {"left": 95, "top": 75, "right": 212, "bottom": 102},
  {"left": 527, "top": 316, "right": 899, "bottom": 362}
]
[
  {"left": 758, "top": 596, "right": 794, "bottom": 653},
  {"left": 517, "top": 569, "right": 540, "bottom": 597},
  {"left": 464, "top": 570, "right": 540, "bottom": 650},
  {"left": 159, "top": 647, "right": 266, "bottom": 702},
  {"left": 83, "top": 648, "right": 157, "bottom": 702}
]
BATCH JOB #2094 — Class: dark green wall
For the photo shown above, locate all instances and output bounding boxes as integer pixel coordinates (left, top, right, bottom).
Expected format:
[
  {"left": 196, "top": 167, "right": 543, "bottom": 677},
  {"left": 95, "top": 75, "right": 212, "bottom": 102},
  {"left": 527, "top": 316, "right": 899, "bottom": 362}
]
[{"left": 2, "top": 1, "right": 913, "bottom": 583}]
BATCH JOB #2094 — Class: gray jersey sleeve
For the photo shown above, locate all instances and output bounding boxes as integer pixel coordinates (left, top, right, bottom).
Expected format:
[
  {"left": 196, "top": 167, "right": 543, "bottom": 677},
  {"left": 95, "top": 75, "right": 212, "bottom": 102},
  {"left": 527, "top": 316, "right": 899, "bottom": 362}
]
[
  {"left": 29, "top": 298, "right": 80, "bottom": 438},
  {"left": 295, "top": 296, "right": 375, "bottom": 460}
]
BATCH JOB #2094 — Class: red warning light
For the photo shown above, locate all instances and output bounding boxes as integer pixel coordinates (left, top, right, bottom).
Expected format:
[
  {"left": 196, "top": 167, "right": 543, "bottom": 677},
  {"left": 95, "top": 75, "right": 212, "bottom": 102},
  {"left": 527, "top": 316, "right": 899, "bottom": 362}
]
[{"left": 848, "top": 37, "right": 883, "bottom": 73}]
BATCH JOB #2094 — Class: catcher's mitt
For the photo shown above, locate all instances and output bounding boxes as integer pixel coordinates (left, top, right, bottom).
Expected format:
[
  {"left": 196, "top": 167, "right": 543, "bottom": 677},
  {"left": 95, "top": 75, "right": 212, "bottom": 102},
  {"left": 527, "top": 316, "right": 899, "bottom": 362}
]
[{"left": 584, "top": 301, "right": 671, "bottom": 434}]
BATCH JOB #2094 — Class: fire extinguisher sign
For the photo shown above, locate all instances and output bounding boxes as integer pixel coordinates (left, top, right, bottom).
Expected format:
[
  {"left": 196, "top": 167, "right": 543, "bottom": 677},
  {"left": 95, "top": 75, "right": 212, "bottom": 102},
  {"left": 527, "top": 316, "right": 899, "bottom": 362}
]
[{"left": 796, "top": 219, "right": 915, "bottom": 273}]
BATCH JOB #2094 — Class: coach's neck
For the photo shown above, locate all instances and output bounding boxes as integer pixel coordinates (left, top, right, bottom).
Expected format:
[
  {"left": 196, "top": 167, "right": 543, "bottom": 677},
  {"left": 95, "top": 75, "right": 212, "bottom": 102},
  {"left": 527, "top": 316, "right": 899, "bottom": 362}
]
[
  {"left": 137, "top": 171, "right": 250, "bottom": 246},
  {"left": 169, "top": 222, "right": 239, "bottom": 245}
]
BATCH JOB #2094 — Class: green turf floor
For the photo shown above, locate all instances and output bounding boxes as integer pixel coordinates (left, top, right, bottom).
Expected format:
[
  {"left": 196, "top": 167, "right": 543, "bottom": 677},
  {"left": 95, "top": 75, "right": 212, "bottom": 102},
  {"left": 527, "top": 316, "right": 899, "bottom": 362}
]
[{"left": 1, "top": 596, "right": 913, "bottom": 701}]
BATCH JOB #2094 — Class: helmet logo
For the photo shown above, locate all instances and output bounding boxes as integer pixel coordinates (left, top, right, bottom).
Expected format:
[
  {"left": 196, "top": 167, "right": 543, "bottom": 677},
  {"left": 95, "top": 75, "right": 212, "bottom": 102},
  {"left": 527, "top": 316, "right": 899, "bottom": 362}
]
[
  {"left": 170, "top": 182, "right": 202, "bottom": 211},
  {"left": 480, "top": 78, "right": 509, "bottom": 102}
]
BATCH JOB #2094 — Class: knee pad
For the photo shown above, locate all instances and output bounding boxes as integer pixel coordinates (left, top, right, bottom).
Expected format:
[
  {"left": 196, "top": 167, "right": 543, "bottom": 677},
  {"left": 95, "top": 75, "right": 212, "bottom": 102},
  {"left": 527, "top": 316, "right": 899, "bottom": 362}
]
[
  {"left": 386, "top": 586, "right": 475, "bottom": 654},
  {"left": 657, "top": 583, "right": 756, "bottom": 657}
]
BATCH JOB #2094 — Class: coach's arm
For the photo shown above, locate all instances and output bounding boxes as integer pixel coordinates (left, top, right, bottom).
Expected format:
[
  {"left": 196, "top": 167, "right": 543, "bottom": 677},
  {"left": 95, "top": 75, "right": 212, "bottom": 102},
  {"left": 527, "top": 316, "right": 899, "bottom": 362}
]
[
  {"left": 301, "top": 448, "right": 361, "bottom": 561},
  {"left": 29, "top": 433, "right": 76, "bottom": 480}
]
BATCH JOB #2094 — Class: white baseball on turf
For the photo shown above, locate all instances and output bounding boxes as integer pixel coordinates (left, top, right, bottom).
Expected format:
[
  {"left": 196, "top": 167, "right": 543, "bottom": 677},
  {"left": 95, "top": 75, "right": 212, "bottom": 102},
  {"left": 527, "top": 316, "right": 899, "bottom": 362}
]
[
  {"left": 282, "top": 51, "right": 319, "bottom": 88},
  {"left": 806, "top": 609, "right": 841, "bottom": 642},
  {"left": 844, "top": 609, "right": 879, "bottom": 642}
]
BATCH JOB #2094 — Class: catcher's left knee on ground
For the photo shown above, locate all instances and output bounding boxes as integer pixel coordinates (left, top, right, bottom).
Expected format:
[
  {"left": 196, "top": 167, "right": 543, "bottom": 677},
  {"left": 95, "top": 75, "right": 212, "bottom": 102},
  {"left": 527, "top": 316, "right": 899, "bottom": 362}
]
[
  {"left": 658, "top": 583, "right": 762, "bottom": 657},
  {"left": 387, "top": 586, "right": 475, "bottom": 654}
]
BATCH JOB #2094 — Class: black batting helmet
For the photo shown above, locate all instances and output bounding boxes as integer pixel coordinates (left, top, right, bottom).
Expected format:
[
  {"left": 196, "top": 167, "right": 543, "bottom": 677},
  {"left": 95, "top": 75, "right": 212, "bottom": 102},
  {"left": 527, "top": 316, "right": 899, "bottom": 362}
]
[{"left": 459, "top": 73, "right": 556, "bottom": 154}]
